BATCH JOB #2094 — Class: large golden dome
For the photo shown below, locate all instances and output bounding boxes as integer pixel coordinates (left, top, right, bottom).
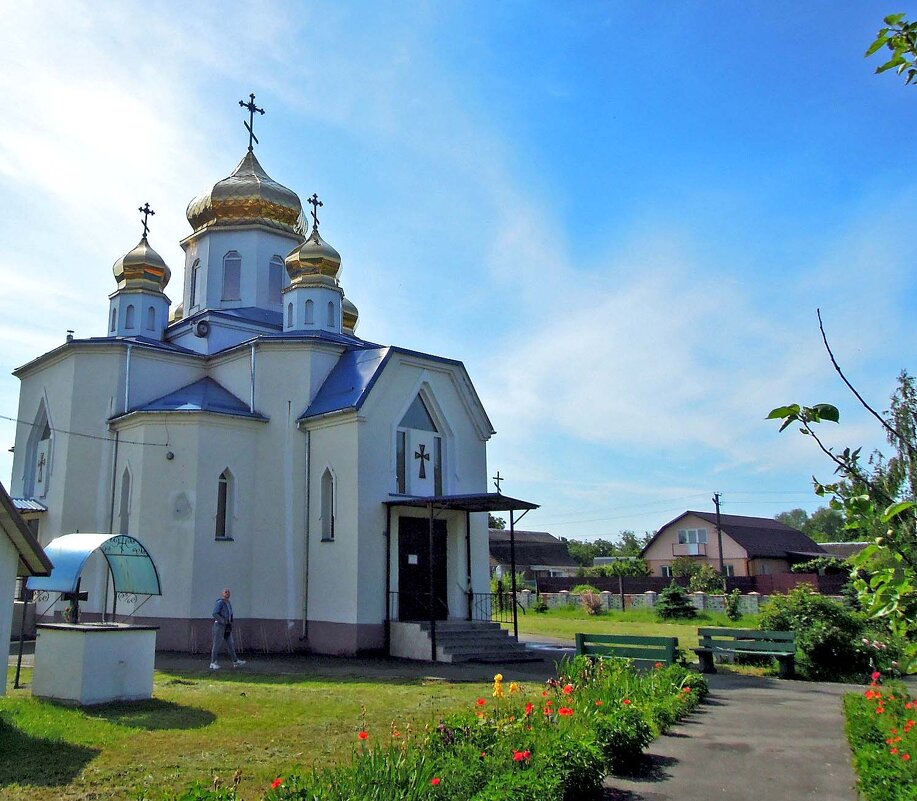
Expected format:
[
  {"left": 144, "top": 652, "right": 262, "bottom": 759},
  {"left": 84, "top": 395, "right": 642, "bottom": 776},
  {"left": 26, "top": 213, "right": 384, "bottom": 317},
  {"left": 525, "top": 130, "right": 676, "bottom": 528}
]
[
  {"left": 284, "top": 227, "right": 342, "bottom": 287},
  {"left": 112, "top": 237, "right": 171, "bottom": 292},
  {"left": 186, "top": 151, "right": 306, "bottom": 236}
]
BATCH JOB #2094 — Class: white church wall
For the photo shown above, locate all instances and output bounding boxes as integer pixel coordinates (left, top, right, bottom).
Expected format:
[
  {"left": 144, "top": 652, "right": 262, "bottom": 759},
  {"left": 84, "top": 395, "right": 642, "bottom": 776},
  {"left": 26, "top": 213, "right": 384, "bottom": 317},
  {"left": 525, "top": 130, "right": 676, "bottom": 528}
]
[
  {"left": 0, "top": 532, "right": 17, "bottom": 692},
  {"left": 126, "top": 350, "right": 205, "bottom": 412}
]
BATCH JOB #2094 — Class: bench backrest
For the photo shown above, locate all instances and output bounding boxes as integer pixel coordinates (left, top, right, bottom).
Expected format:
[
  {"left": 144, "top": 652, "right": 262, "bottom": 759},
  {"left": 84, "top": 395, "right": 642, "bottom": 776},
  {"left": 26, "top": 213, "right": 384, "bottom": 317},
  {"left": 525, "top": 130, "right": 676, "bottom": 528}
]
[
  {"left": 575, "top": 633, "right": 678, "bottom": 665},
  {"left": 698, "top": 627, "right": 795, "bottom": 653}
]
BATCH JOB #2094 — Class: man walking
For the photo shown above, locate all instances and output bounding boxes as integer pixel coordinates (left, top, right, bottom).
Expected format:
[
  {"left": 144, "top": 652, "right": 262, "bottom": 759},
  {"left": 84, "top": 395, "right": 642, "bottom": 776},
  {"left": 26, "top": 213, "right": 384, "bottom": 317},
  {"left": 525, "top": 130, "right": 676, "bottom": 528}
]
[{"left": 210, "top": 587, "right": 246, "bottom": 670}]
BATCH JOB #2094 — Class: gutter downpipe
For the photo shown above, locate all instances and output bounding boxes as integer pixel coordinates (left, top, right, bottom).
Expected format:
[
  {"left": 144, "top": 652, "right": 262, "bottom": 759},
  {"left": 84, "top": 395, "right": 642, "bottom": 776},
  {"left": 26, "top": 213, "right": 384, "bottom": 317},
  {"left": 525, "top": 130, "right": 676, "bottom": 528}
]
[
  {"left": 384, "top": 504, "right": 392, "bottom": 655},
  {"left": 301, "top": 428, "right": 310, "bottom": 640},
  {"left": 429, "top": 501, "right": 436, "bottom": 662},
  {"left": 249, "top": 343, "right": 256, "bottom": 413}
]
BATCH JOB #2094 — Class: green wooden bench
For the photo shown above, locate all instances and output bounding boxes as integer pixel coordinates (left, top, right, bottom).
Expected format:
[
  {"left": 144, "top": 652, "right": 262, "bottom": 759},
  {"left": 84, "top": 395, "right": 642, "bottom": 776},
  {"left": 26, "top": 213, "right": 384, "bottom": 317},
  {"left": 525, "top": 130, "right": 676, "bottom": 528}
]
[
  {"left": 575, "top": 633, "right": 678, "bottom": 666},
  {"left": 693, "top": 628, "right": 796, "bottom": 679}
]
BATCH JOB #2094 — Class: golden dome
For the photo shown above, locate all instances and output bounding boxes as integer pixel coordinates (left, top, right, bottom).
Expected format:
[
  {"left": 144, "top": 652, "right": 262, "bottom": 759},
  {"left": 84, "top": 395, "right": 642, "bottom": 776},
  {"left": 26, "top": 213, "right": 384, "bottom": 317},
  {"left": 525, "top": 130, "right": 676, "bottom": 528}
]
[
  {"left": 342, "top": 296, "right": 359, "bottom": 334},
  {"left": 170, "top": 301, "right": 184, "bottom": 322},
  {"left": 284, "top": 227, "right": 342, "bottom": 287},
  {"left": 186, "top": 151, "right": 305, "bottom": 236},
  {"left": 112, "top": 237, "right": 171, "bottom": 292}
]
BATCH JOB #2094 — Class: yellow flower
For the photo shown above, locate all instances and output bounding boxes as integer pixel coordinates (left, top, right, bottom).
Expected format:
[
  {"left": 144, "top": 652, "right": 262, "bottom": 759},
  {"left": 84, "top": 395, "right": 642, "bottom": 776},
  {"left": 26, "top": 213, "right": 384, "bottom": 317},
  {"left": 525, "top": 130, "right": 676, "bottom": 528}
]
[
  {"left": 494, "top": 673, "right": 503, "bottom": 682},
  {"left": 509, "top": 682, "right": 522, "bottom": 695},
  {"left": 493, "top": 685, "right": 505, "bottom": 698}
]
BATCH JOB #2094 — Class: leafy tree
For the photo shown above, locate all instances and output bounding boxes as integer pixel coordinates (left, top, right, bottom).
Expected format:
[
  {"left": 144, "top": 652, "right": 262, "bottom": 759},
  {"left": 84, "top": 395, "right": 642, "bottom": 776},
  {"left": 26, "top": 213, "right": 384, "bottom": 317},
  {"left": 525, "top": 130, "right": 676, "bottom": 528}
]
[
  {"left": 582, "top": 559, "right": 651, "bottom": 578},
  {"left": 776, "top": 508, "right": 810, "bottom": 531},
  {"left": 617, "top": 530, "right": 646, "bottom": 557},
  {"left": 805, "top": 506, "right": 846, "bottom": 542},
  {"left": 867, "top": 13, "right": 917, "bottom": 85},
  {"left": 488, "top": 514, "right": 506, "bottom": 530},
  {"left": 670, "top": 556, "right": 701, "bottom": 578},
  {"left": 687, "top": 563, "right": 726, "bottom": 594}
]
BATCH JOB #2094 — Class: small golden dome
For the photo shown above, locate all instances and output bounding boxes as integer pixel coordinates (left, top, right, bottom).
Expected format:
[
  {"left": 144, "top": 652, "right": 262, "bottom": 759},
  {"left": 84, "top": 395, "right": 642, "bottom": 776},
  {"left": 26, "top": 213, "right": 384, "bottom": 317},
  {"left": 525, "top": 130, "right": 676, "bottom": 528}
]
[
  {"left": 342, "top": 296, "right": 359, "bottom": 334},
  {"left": 112, "top": 237, "right": 171, "bottom": 292},
  {"left": 186, "top": 151, "right": 305, "bottom": 236},
  {"left": 284, "top": 227, "right": 342, "bottom": 287},
  {"left": 170, "top": 301, "right": 184, "bottom": 322}
]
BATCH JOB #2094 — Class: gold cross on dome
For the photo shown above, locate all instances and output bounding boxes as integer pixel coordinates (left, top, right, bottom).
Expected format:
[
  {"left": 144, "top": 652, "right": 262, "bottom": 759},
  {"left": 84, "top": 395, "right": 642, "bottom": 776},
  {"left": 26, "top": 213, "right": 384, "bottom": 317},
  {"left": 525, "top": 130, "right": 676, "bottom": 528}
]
[
  {"left": 138, "top": 203, "right": 155, "bottom": 238},
  {"left": 239, "top": 92, "right": 265, "bottom": 152}
]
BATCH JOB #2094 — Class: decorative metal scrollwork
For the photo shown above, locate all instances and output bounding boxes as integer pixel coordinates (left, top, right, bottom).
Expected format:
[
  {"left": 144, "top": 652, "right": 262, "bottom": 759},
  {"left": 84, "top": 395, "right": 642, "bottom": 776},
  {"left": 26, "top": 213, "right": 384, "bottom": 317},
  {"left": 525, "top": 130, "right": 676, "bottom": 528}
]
[{"left": 116, "top": 592, "right": 138, "bottom": 604}]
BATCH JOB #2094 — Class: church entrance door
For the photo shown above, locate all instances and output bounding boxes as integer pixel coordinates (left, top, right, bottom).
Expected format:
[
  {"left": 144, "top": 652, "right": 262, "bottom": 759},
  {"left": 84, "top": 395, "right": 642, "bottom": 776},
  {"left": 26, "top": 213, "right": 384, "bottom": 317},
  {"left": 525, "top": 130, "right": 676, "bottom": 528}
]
[{"left": 397, "top": 517, "right": 447, "bottom": 621}]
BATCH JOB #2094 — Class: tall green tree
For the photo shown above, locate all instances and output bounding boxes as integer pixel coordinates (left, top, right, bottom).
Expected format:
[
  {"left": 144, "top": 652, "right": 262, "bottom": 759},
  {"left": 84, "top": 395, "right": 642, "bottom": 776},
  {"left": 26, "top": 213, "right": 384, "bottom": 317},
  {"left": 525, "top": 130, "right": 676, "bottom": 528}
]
[
  {"left": 776, "top": 508, "right": 810, "bottom": 531},
  {"left": 867, "top": 13, "right": 917, "bottom": 84}
]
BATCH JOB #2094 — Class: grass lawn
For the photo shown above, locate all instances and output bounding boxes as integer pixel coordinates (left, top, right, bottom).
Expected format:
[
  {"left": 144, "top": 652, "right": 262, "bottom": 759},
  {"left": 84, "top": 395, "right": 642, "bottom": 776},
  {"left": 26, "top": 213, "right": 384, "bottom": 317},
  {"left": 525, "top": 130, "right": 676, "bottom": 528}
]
[
  {"left": 1, "top": 664, "right": 497, "bottom": 801},
  {"left": 502, "top": 607, "right": 761, "bottom": 654}
]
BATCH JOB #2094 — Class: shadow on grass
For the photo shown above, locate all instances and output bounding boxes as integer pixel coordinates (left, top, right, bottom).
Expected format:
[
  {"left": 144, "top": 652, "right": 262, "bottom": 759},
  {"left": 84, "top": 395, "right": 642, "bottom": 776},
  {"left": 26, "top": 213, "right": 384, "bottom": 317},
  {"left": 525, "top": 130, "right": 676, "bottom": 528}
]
[
  {"left": 0, "top": 716, "right": 99, "bottom": 787},
  {"left": 84, "top": 698, "right": 216, "bottom": 730}
]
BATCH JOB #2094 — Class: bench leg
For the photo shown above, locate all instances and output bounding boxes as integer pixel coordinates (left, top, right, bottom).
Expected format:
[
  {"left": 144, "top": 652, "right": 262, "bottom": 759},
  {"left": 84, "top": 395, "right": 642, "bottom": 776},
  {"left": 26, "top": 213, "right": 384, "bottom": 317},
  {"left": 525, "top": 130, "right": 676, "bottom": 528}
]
[
  {"left": 697, "top": 650, "right": 716, "bottom": 674},
  {"left": 776, "top": 655, "right": 794, "bottom": 679}
]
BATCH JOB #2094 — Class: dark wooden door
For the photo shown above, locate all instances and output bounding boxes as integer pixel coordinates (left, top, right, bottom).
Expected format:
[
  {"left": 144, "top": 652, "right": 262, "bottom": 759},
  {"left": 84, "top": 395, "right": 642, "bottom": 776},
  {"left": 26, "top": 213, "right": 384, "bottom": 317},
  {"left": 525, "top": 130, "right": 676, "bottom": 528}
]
[{"left": 397, "top": 517, "right": 447, "bottom": 620}]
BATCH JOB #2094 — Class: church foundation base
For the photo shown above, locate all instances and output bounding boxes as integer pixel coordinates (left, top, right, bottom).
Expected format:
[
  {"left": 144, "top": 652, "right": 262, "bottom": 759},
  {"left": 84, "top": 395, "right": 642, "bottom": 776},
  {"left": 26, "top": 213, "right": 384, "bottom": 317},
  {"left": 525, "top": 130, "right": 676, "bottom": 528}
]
[{"left": 306, "top": 621, "right": 385, "bottom": 656}]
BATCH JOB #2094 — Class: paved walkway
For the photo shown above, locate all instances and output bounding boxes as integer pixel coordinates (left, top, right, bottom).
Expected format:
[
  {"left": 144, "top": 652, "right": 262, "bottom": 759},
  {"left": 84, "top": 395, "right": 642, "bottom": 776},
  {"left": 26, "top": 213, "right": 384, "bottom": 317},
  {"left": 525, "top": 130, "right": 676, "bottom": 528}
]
[{"left": 603, "top": 671, "right": 859, "bottom": 801}]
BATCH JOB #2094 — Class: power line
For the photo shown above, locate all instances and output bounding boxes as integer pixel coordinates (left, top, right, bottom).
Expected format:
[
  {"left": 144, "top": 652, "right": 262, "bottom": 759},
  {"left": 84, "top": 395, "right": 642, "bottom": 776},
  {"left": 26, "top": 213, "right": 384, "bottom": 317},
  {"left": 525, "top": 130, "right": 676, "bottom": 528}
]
[{"left": 0, "top": 413, "right": 169, "bottom": 448}]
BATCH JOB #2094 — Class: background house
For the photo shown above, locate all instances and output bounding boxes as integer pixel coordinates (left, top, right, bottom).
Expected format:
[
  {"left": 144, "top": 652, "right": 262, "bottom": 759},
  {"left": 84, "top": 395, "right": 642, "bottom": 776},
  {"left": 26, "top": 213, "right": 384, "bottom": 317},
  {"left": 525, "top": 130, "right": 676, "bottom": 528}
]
[
  {"left": 1, "top": 481, "right": 51, "bottom": 694},
  {"left": 489, "top": 529, "right": 579, "bottom": 581},
  {"left": 641, "top": 511, "right": 826, "bottom": 578}
]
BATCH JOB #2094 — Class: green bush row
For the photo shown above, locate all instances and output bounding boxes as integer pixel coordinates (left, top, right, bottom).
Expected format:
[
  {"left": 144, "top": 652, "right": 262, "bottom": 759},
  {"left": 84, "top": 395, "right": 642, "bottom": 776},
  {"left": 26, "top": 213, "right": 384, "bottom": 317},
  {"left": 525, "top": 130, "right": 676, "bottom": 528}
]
[{"left": 162, "top": 658, "right": 707, "bottom": 801}]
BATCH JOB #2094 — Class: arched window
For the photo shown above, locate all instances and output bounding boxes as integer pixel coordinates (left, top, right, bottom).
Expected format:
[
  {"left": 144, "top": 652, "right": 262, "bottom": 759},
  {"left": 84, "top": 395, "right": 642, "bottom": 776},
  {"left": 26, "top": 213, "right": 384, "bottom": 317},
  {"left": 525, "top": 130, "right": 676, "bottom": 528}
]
[
  {"left": 287, "top": 302, "right": 293, "bottom": 328},
  {"left": 118, "top": 467, "right": 131, "bottom": 536},
  {"left": 320, "top": 468, "right": 334, "bottom": 541},
  {"left": 222, "top": 251, "right": 241, "bottom": 301},
  {"left": 215, "top": 469, "right": 234, "bottom": 539},
  {"left": 110, "top": 308, "right": 117, "bottom": 332},
  {"left": 304, "top": 299, "right": 314, "bottom": 325},
  {"left": 146, "top": 306, "right": 156, "bottom": 331},
  {"left": 326, "top": 301, "right": 335, "bottom": 327},
  {"left": 269, "top": 256, "right": 284, "bottom": 305},
  {"left": 125, "top": 304, "right": 136, "bottom": 329},
  {"left": 190, "top": 259, "right": 202, "bottom": 307},
  {"left": 26, "top": 404, "right": 52, "bottom": 498}
]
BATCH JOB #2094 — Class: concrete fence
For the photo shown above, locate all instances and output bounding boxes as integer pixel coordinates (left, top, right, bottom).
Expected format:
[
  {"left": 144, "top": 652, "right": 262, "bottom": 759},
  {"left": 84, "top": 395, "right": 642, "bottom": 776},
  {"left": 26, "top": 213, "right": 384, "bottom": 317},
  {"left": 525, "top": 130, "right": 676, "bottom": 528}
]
[{"left": 516, "top": 589, "right": 781, "bottom": 615}]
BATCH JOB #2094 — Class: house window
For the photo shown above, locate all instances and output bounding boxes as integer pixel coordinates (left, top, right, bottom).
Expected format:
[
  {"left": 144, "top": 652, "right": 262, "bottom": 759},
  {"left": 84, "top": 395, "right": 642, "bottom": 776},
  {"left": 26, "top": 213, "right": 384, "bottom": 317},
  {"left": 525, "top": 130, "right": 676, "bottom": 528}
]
[
  {"left": 677, "top": 528, "right": 708, "bottom": 545},
  {"left": 146, "top": 306, "right": 156, "bottom": 331},
  {"left": 125, "top": 304, "right": 136, "bottom": 329},
  {"left": 326, "top": 300, "right": 335, "bottom": 327},
  {"left": 269, "top": 256, "right": 284, "bottom": 305},
  {"left": 222, "top": 251, "right": 241, "bottom": 301},
  {"left": 118, "top": 468, "right": 131, "bottom": 536},
  {"left": 304, "top": 299, "right": 314, "bottom": 324},
  {"left": 396, "top": 431, "right": 406, "bottom": 494},
  {"left": 110, "top": 308, "right": 117, "bottom": 332},
  {"left": 190, "top": 259, "right": 202, "bottom": 307},
  {"left": 661, "top": 565, "right": 673, "bottom": 578},
  {"left": 724, "top": 564, "right": 735, "bottom": 577},
  {"left": 215, "top": 469, "right": 234, "bottom": 539},
  {"left": 320, "top": 468, "right": 334, "bottom": 541}
]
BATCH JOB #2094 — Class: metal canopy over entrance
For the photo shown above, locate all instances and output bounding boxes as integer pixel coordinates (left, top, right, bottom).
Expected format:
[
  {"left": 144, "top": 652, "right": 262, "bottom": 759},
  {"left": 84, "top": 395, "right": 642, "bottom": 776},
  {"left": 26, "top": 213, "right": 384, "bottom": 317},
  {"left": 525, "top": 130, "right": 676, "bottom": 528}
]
[{"left": 384, "top": 493, "right": 539, "bottom": 661}]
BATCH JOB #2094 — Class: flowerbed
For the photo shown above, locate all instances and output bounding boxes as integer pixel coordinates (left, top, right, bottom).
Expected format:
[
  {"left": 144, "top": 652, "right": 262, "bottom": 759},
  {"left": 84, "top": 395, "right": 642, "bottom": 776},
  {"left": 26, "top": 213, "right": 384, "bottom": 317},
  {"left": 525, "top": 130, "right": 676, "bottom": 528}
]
[
  {"left": 163, "top": 657, "right": 707, "bottom": 801},
  {"left": 844, "top": 672, "right": 917, "bottom": 801}
]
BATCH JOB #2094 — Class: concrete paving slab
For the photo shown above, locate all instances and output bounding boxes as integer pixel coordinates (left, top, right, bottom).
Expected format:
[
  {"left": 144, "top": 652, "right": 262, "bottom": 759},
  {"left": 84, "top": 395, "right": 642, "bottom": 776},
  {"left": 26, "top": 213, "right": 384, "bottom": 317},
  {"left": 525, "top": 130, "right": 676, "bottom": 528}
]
[{"left": 604, "top": 672, "right": 859, "bottom": 801}]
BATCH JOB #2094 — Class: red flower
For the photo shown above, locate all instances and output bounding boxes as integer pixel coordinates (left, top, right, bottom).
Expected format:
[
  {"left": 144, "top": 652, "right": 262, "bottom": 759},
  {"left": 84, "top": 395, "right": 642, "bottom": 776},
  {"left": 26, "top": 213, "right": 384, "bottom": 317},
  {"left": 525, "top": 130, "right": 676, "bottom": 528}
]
[
  {"left": 595, "top": 700, "right": 604, "bottom": 706},
  {"left": 892, "top": 748, "right": 899, "bottom": 755},
  {"left": 558, "top": 707, "right": 574, "bottom": 716},
  {"left": 622, "top": 699, "right": 632, "bottom": 705},
  {"left": 431, "top": 777, "right": 441, "bottom": 786},
  {"left": 513, "top": 750, "right": 526, "bottom": 761},
  {"left": 481, "top": 751, "right": 487, "bottom": 758},
  {"left": 872, "top": 671, "right": 882, "bottom": 680},
  {"left": 525, "top": 702, "right": 535, "bottom": 716},
  {"left": 523, "top": 750, "right": 532, "bottom": 759},
  {"left": 562, "top": 683, "right": 574, "bottom": 695},
  {"left": 476, "top": 698, "right": 487, "bottom": 706},
  {"left": 654, "top": 662, "right": 664, "bottom": 669},
  {"left": 904, "top": 754, "right": 912, "bottom": 761},
  {"left": 683, "top": 687, "right": 692, "bottom": 694},
  {"left": 358, "top": 730, "right": 369, "bottom": 740},
  {"left": 271, "top": 778, "right": 284, "bottom": 789}
]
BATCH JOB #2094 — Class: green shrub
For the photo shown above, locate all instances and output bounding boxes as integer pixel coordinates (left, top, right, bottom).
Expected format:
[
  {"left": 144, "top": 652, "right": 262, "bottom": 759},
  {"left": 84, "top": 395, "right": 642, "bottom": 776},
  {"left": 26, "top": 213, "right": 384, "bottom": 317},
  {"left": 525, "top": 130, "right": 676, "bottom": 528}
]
[
  {"left": 533, "top": 595, "right": 549, "bottom": 613},
  {"left": 724, "top": 588, "right": 742, "bottom": 621},
  {"left": 687, "top": 564, "right": 725, "bottom": 594},
  {"left": 655, "top": 582, "right": 697, "bottom": 620},
  {"left": 570, "top": 584, "right": 601, "bottom": 595},
  {"left": 759, "top": 585, "right": 870, "bottom": 680},
  {"left": 593, "top": 705, "right": 652, "bottom": 773}
]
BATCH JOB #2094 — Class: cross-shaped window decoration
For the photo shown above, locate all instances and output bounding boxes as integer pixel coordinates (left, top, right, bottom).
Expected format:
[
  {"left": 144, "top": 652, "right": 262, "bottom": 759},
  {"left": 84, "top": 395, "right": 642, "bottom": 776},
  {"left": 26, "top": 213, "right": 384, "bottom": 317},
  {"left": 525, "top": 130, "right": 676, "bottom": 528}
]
[
  {"left": 37, "top": 453, "right": 46, "bottom": 482},
  {"left": 414, "top": 444, "right": 430, "bottom": 480}
]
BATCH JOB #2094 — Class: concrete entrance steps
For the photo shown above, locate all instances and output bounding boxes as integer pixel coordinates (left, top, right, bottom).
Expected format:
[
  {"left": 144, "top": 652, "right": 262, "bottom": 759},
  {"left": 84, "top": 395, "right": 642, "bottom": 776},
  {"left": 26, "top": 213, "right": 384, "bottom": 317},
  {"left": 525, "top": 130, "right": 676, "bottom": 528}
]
[{"left": 416, "top": 620, "right": 542, "bottom": 663}]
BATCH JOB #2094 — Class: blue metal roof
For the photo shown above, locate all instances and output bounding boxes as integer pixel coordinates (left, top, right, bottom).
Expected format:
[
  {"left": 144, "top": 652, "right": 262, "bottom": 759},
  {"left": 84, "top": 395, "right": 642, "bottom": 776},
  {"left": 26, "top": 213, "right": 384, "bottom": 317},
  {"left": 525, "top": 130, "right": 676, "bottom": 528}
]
[
  {"left": 11, "top": 498, "right": 47, "bottom": 513},
  {"left": 131, "top": 377, "right": 263, "bottom": 419},
  {"left": 301, "top": 347, "right": 391, "bottom": 419},
  {"left": 27, "top": 533, "right": 161, "bottom": 596}
]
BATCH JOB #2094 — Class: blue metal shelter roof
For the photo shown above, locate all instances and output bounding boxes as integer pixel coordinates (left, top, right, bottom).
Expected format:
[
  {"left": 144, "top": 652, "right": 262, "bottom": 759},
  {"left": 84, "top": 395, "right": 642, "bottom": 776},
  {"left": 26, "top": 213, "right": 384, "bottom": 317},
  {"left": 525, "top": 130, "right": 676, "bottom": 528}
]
[
  {"left": 301, "top": 347, "right": 391, "bottom": 419},
  {"left": 130, "top": 377, "right": 263, "bottom": 419},
  {"left": 27, "top": 533, "right": 161, "bottom": 596}
]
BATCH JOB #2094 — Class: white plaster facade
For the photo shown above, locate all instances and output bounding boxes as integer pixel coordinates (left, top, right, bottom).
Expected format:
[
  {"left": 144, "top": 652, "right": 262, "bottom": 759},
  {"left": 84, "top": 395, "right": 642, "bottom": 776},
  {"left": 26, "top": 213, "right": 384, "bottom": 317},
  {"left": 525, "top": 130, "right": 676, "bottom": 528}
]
[{"left": 8, "top": 148, "right": 495, "bottom": 656}]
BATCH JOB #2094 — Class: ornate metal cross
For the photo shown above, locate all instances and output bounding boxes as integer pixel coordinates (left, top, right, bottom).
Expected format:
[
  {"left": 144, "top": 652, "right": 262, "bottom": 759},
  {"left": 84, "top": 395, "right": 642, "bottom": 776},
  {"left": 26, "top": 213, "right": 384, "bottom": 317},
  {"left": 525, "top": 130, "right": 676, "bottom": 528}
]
[
  {"left": 492, "top": 471, "right": 503, "bottom": 493},
  {"left": 138, "top": 203, "right": 155, "bottom": 238},
  {"left": 37, "top": 452, "right": 46, "bottom": 482},
  {"left": 239, "top": 93, "right": 265, "bottom": 152},
  {"left": 307, "top": 193, "right": 323, "bottom": 231},
  {"left": 415, "top": 443, "right": 430, "bottom": 479}
]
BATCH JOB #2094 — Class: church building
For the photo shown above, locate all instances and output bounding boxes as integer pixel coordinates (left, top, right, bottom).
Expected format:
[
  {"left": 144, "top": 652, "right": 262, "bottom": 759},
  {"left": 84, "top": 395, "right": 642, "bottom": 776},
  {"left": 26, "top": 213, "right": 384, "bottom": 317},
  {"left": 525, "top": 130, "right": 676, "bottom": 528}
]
[{"left": 8, "top": 99, "right": 528, "bottom": 658}]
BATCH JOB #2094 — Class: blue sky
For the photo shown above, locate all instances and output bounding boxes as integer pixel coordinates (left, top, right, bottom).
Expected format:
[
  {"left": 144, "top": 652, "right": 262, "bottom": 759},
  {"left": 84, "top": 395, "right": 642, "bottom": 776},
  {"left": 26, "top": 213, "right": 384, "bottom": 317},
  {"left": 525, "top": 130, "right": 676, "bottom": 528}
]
[{"left": 1, "top": 2, "right": 916, "bottom": 541}]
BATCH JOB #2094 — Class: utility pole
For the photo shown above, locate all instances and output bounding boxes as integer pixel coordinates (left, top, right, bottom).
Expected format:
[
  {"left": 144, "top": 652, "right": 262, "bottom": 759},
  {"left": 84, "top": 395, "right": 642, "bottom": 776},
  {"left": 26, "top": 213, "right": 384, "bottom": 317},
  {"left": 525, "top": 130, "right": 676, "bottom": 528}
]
[{"left": 713, "top": 492, "right": 725, "bottom": 576}]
